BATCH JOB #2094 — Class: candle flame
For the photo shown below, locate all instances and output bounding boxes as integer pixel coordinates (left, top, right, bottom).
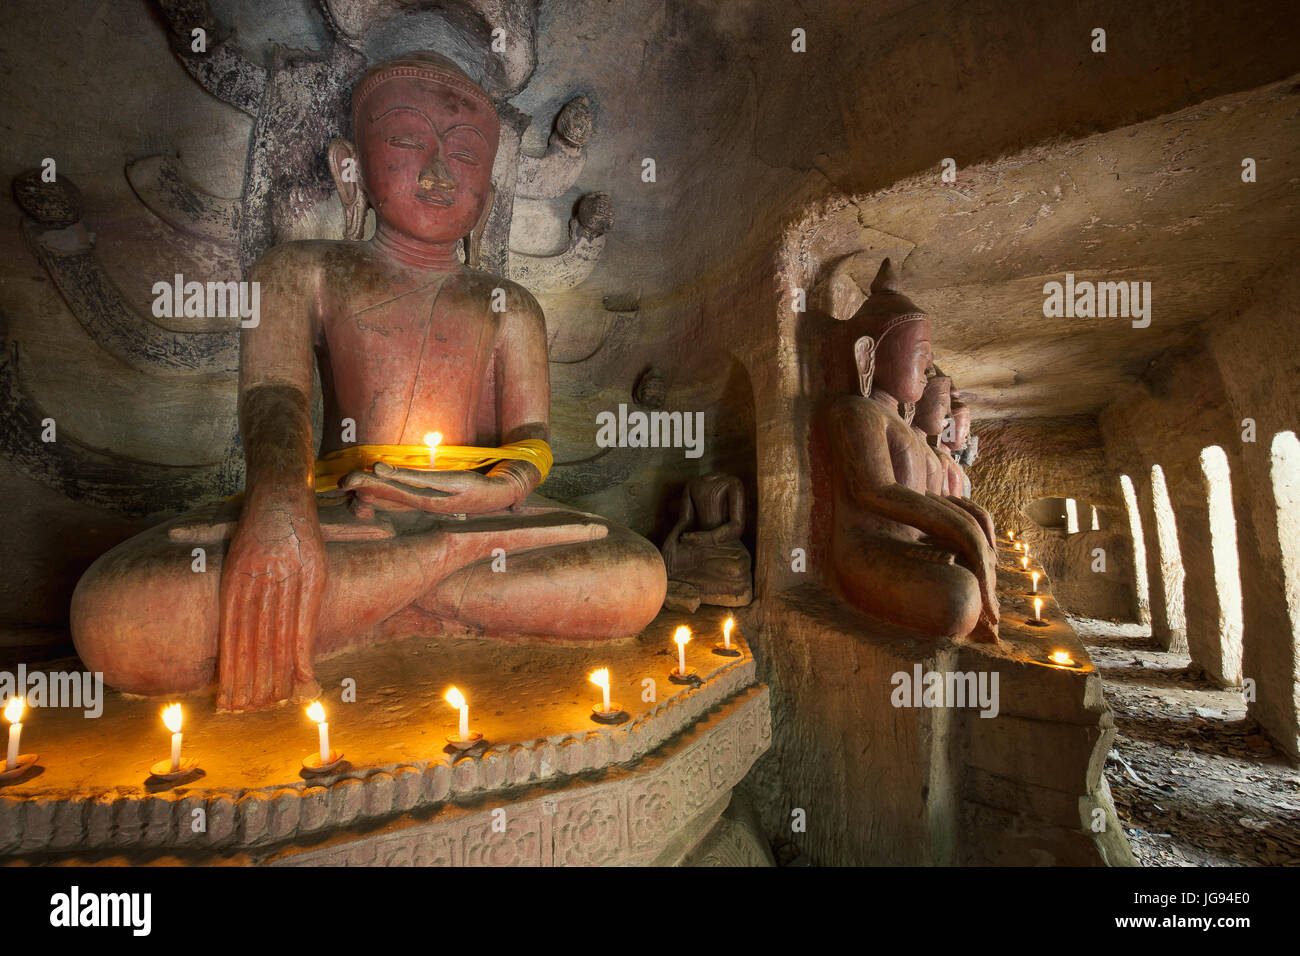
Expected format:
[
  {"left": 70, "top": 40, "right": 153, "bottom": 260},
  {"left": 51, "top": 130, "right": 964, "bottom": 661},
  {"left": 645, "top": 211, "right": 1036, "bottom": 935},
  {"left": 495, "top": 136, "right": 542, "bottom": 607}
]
[
  {"left": 723, "top": 617, "right": 734, "bottom": 639},
  {"left": 1008, "top": 530, "right": 1015, "bottom": 540},
  {"left": 1020, "top": 557, "right": 1029, "bottom": 569},
  {"left": 673, "top": 625, "right": 691, "bottom": 647},
  {"left": 444, "top": 685, "right": 466, "bottom": 709},
  {"left": 589, "top": 668, "right": 609, "bottom": 691},
  {"left": 161, "top": 702, "right": 183, "bottom": 734},
  {"left": 1034, "top": 597, "right": 1043, "bottom": 616},
  {"left": 424, "top": 431, "right": 443, "bottom": 449},
  {"left": 306, "top": 701, "right": 326, "bottom": 724},
  {"left": 3, "top": 697, "right": 23, "bottom": 724},
  {"left": 1031, "top": 571, "right": 1041, "bottom": 583},
  {"left": 1050, "top": 651, "right": 1074, "bottom": 666}
]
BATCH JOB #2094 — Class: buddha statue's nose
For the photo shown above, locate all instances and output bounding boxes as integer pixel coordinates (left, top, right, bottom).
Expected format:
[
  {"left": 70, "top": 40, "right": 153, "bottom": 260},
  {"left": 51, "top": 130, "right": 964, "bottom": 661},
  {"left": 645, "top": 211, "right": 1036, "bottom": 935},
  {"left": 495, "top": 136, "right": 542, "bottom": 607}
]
[{"left": 418, "top": 157, "right": 456, "bottom": 192}]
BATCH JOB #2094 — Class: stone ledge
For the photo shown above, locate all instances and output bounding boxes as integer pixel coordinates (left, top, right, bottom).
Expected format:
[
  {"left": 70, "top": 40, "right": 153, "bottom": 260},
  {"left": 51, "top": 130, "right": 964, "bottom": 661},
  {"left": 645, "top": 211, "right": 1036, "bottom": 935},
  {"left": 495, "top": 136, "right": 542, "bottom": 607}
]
[
  {"left": 0, "top": 612, "right": 763, "bottom": 859},
  {"left": 267, "top": 685, "right": 772, "bottom": 866}
]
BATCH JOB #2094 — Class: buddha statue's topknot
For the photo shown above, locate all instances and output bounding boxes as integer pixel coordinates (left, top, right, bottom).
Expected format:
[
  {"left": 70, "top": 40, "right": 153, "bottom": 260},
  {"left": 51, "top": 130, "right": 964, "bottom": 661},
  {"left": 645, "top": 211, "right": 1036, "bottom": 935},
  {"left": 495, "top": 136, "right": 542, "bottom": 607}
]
[{"left": 845, "top": 258, "right": 931, "bottom": 344}]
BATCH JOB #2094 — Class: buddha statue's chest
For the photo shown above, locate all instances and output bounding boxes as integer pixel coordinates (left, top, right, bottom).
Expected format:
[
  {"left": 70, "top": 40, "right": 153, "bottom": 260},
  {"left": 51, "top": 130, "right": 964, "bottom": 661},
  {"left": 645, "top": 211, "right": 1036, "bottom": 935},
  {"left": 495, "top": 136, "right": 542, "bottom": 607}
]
[
  {"left": 322, "top": 280, "right": 497, "bottom": 444},
  {"left": 890, "top": 425, "right": 932, "bottom": 493}
]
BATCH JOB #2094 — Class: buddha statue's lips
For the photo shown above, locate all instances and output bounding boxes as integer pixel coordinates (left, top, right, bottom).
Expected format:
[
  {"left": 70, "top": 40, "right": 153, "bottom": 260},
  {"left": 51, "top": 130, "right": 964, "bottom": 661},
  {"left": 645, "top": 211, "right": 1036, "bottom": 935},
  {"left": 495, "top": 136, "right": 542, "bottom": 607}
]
[{"left": 414, "top": 190, "right": 455, "bottom": 207}]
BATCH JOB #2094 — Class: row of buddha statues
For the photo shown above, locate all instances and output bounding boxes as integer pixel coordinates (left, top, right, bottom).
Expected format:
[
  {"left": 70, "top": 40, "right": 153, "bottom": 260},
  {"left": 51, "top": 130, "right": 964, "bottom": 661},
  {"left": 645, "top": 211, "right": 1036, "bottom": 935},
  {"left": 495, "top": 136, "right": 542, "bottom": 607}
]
[
  {"left": 68, "top": 51, "right": 995, "bottom": 716},
  {"left": 822, "top": 259, "right": 999, "bottom": 643}
]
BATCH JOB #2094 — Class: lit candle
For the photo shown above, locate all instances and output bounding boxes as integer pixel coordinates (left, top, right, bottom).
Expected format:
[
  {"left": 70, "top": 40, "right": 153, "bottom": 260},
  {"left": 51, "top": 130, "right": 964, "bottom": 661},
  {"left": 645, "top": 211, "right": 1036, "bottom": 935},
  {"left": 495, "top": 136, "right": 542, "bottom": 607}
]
[
  {"left": 1033, "top": 597, "right": 1043, "bottom": 622},
  {"left": 1015, "top": 542, "right": 1022, "bottom": 552},
  {"left": 424, "top": 431, "right": 443, "bottom": 469},
  {"left": 674, "top": 626, "right": 691, "bottom": 675},
  {"left": 1024, "top": 545, "right": 1030, "bottom": 560},
  {"left": 1020, "top": 556, "right": 1029, "bottom": 570},
  {"left": 306, "top": 701, "right": 330, "bottom": 763},
  {"left": 445, "top": 686, "right": 469, "bottom": 741},
  {"left": 161, "top": 703, "right": 183, "bottom": 773},
  {"left": 1050, "top": 650, "right": 1074, "bottom": 666},
  {"left": 589, "top": 668, "right": 612, "bottom": 713},
  {"left": 4, "top": 697, "right": 23, "bottom": 771},
  {"left": 1008, "top": 530, "right": 1015, "bottom": 541},
  {"left": 1031, "top": 571, "right": 1040, "bottom": 593},
  {"left": 723, "top": 617, "right": 735, "bottom": 650}
]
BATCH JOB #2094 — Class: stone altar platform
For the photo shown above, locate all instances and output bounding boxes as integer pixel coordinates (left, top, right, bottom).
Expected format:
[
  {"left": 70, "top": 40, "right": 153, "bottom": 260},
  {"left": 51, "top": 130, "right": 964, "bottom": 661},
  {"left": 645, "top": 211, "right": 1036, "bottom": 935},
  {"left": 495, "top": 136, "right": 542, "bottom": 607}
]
[
  {"left": 0, "top": 608, "right": 771, "bottom": 865},
  {"left": 748, "top": 536, "right": 1136, "bottom": 866}
]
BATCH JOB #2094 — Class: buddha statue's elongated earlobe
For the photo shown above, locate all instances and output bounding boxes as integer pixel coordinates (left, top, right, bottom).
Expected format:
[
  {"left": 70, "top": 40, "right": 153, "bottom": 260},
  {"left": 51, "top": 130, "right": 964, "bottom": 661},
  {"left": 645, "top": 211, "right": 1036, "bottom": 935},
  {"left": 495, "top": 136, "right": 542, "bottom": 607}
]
[
  {"left": 853, "top": 335, "right": 877, "bottom": 397},
  {"left": 328, "top": 138, "right": 368, "bottom": 241},
  {"left": 463, "top": 183, "right": 495, "bottom": 269}
]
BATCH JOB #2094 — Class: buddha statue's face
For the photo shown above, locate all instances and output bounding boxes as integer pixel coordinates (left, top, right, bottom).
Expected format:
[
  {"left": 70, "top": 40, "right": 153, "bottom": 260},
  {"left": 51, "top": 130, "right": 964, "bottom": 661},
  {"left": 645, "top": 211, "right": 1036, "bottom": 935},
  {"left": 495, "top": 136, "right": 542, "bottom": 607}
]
[
  {"left": 914, "top": 376, "right": 951, "bottom": 436},
  {"left": 947, "top": 405, "right": 971, "bottom": 450},
  {"left": 354, "top": 72, "right": 499, "bottom": 244},
  {"left": 865, "top": 321, "right": 932, "bottom": 404}
]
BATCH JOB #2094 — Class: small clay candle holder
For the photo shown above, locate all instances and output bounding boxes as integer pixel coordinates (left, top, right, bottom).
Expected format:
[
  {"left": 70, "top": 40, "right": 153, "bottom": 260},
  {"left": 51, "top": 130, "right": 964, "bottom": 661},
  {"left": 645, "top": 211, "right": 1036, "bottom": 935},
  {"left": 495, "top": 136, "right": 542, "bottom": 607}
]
[
  {"left": 712, "top": 643, "right": 742, "bottom": 658},
  {"left": 590, "top": 704, "right": 630, "bottom": 725},
  {"left": 147, "top": 757, "right": 199, "bottom": 783},
  {"left": 446, "top": 732, "right": 485, "bottom": 752},
  {"left": 0, "top": 754, "right": 38, "bottom": 782},
  {"left": 1046, "top": 651, "right": 1084, "bottom": 670},
  {"left": 669, "top": 668, "right": 701, "bottom": 686},
  {"left": 1025, "top": 618, "right": 1049, "bottom": 628},
  {"left": 301, "top": 750, "right": 346, "bottom": 776}
]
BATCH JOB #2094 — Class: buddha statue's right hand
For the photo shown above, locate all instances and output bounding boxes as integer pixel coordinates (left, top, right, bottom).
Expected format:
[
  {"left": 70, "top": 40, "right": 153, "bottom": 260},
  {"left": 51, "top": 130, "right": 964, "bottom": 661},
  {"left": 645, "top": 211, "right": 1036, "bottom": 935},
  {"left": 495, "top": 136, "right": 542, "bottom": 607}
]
[{"left": 218, "top": 492, "right": 327, "bottom": 711}]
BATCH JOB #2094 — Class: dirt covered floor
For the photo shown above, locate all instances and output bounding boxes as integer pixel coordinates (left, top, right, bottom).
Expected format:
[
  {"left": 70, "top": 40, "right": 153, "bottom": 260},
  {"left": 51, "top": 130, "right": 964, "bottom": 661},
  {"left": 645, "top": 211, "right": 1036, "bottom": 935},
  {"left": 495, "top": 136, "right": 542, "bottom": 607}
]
[{"left": 1072, "top": 616, "right": 1300, "bottom": 866}]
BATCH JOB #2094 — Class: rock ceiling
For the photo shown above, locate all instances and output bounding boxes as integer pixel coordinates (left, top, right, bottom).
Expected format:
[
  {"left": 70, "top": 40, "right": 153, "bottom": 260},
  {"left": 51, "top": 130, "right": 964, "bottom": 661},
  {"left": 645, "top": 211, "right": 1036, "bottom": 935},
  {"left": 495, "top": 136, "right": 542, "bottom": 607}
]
[{"left": 823, "top": 78, "right": 1300, "bottom": 420}]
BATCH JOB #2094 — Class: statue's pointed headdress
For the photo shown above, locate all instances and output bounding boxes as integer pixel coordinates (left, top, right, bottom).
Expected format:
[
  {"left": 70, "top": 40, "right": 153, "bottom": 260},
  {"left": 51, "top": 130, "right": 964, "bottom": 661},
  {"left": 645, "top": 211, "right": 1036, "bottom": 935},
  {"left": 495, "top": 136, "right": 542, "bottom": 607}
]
[{"left": 843, "top": 258, "right": 931, "bottom": 397}]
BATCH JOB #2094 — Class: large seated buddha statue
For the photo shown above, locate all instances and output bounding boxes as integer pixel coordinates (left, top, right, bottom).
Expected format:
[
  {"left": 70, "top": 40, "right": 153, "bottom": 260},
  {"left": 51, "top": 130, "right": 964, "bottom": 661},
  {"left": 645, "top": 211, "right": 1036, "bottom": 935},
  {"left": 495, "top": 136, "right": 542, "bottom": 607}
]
[
  {"left": 821, "top": 259, "right": 999, "bottom": 642},
  {"left": 71, "top": 53, "right": 667, "bottom": 711},
  {"left": 912, "top": 369, "right": 996, "bottom": 548}
]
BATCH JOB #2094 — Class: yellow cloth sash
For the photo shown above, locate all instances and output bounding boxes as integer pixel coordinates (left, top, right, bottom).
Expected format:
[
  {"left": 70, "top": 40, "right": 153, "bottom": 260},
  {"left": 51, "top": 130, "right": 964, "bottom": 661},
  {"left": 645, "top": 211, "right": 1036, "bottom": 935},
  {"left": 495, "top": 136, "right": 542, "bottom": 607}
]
[{"left": 313, "top": 439, "right": 552, "bottom": 492}]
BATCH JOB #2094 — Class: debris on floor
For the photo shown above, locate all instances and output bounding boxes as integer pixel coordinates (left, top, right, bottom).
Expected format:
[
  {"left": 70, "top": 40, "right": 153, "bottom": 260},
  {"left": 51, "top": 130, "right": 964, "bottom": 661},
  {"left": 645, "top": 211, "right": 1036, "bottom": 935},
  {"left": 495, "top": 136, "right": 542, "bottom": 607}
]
[{"left": 1072, "top": 616, "right": 1300, "bottom": 866}]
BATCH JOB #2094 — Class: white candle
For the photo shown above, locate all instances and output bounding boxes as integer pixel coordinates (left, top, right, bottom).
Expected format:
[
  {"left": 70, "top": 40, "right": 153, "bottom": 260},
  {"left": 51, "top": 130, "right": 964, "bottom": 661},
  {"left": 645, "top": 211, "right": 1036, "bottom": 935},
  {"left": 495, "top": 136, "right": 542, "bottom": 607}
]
[
  {"left": 674, "top": 626, "right": 691, "bottom": 675},
  {"left": 1031, "top": 571, "right": 1040, "bottom": 593},
  {"left": 306, "top": 701, "right": 330, "bottom": 763},
  {"left": 161, "top": 703, "right": 183, "bottom": 773},
  {"left": 723, "top": 617, "right": 734, "bottom": 649},
  {"left": 590, "top": 668, "right": 612, "bottom": 712},
  {"left": 1033, "top": 597, "right": 1043, "bottom": 622},
  {"left": 445, "top": 686, "right": 469, "bottom": 740},
  {"left": 4, "top": 697, "right": 23, "bottom": 771},
  {"left": 1021, "top": 556, "right": 1029, "bottom": 570},
  {"left": 424, "top": 431, "right": 442, "bottom": 469}
]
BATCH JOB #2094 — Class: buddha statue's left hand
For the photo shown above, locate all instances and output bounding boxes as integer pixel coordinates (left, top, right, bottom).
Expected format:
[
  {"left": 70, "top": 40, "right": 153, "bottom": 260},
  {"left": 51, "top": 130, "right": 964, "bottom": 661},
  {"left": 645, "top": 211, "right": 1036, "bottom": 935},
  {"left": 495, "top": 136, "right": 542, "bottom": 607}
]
[{"left": 341, "top": 463, "right": 525, "bottom": 515}]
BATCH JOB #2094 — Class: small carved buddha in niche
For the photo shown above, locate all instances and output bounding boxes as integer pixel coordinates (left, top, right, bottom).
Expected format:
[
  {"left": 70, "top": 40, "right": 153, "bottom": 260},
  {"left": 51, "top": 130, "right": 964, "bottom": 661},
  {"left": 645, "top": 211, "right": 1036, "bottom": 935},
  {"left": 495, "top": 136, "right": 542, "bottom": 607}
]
[
  {"left": 71, "top": 53, "right": 667, "bottom": 712},
  {"left": 661, "top": 472, "right": 753, "bottom": 609},
  {"left": 821, "top": 259, "right": 998, "bottom": 642},
  {"left": 912, "top": 370, "right": 996, "bottom": 547}
]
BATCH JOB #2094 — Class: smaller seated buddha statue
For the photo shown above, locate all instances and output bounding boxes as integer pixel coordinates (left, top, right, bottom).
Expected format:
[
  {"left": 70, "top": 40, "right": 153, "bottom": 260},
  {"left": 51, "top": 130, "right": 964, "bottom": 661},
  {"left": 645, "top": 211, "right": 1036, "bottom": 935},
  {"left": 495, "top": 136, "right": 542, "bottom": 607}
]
[
  {"left": 661, "top": 472, "right": 753, "bottom": 609},
  {"left": 944, "top": 399, "right": 975, "bottom": 498},
  {"left": 912, "top": 370, "right": 996, "bottom": 547},
  {"left": 820, "top": 259, "right": 998, "bottom": 642}
]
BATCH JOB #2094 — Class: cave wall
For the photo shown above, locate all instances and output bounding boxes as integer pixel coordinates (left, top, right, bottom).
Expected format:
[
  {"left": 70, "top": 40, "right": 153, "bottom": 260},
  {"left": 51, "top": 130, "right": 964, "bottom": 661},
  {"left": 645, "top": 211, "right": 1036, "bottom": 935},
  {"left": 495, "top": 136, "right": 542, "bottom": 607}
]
[
  {"left": 1101, "top": 261, "right": 1300, "bottom": 758},
  {"left": 966, "top": 416, "right": 1136, "bottom": 621}
]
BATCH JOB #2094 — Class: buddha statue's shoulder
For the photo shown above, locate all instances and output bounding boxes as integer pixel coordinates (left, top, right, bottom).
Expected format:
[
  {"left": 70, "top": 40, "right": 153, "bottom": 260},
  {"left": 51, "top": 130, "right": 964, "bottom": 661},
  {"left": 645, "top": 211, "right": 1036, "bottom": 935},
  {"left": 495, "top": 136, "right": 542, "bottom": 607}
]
[
  {"left": 249, "top": 238, "right": 373, "bottom": 285},
  {"left": 825, "top": 393, "right": 893, "bottom": 428},
  {"left": 448, "top": 269, "right": 544, "bottom": 317}
]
